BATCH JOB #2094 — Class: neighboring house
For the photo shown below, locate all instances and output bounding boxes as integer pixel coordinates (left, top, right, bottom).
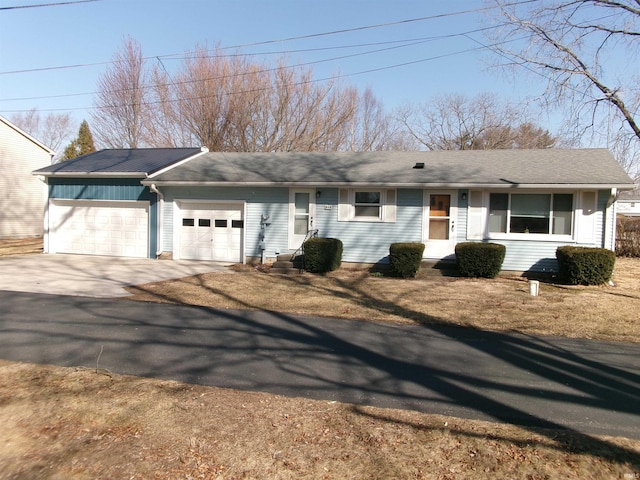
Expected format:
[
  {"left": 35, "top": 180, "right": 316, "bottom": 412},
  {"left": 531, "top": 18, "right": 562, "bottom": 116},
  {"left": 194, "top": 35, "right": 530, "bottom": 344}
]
[
  {"left": 33, "top": 148, "right": 636, "bottom": 272},
  {"left": 616, "top": 189, "right": 640, "bottom": 217},
  {"left": 0, "top": 115, "right": 55, "bottom": 238}
]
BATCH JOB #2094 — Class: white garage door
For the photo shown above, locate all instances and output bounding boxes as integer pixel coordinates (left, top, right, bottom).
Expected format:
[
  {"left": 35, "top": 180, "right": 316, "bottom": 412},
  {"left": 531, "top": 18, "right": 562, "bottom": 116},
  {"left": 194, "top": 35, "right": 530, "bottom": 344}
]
[
  {"left": 178, "top": 202, "right": 243, "bottom": 262},
  {"left": 49, "top": 200, "right": 149, "bottom": 258}
]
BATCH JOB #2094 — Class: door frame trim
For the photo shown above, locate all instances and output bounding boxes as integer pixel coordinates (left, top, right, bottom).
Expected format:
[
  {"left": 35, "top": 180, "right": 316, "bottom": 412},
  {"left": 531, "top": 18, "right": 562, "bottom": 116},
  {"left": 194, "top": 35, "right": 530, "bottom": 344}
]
[
  {"left": 288, "top": 188, "right": 316, "bottom": 250},
  {"left": 422, "top": 190, "right": 458, "bottom": 258}
]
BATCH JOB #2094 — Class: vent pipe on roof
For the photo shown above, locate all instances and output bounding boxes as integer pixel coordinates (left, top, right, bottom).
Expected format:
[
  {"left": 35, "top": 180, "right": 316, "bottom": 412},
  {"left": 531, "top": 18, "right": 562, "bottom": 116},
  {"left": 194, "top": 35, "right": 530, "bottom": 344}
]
[{"left": 413, "top": 162, "right": 425, "bottom": 169}]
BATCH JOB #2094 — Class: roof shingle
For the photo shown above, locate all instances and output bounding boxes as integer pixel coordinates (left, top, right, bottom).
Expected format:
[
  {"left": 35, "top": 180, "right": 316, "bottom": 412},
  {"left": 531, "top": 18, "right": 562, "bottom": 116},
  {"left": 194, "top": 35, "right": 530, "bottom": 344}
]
[{"left": 146, "top": 149, "right": 635, "bottom": 187}]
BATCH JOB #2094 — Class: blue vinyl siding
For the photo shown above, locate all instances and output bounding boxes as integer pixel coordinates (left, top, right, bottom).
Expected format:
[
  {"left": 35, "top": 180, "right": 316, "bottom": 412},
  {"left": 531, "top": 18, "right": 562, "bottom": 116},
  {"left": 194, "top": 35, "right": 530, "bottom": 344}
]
[
  {"left": 160, "top": 184, "right": 613, "bottom": 271},
  {"left": 49, "top": 178, "right": 153, "bottom": 201},
  {"left": 461, "top": 189, "right": 610, "bottom": 272},
  {"left": 48, "top": 178, "right": 157, "bottom": 258},
  {"left": 162, "top": 186, "right": 289, "bottom": 258},
  {"left": 162, "top": 186, "right": 425, "bottom": 264},
  {"left": 317, "top": 188, "right": 423, "bottom": 263}
]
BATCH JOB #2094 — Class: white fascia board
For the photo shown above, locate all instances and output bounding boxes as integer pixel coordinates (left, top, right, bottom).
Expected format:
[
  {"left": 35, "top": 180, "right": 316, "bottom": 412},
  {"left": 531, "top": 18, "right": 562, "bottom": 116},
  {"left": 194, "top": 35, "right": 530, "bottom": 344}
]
[
  {"left": 32, "top": 171, "right": 148, "bottom": 178},
  {"left": 146, "top": 147, "right": 209, "bottom": 179},
  {"left": 140, "top": 180, "right": 638, "bottom": 189}
]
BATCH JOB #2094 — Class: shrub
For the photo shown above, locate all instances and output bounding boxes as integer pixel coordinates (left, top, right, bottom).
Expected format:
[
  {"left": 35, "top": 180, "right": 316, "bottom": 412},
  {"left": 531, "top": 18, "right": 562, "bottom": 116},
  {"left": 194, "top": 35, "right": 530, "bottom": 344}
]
[
  {"left": 455, "top": 242, "right": 506, "bottom": 278},
  {"left": 304, "top": 237, "right": 343, "bottom": 273},
  {"left": 389, "top": 242, "right": 425, "bottom": 278},
  {"left": 556, "top": 246, "right": 616, "bottom": 285}
]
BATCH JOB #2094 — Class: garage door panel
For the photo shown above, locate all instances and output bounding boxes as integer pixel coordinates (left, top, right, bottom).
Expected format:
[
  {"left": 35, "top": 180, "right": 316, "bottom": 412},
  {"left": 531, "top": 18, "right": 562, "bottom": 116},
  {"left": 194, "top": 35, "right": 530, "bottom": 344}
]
[
  {"left": 50, "top": 200, "right": 149, "bottom": 258},
  {"left": 178, "top": 202, "right": 243, "bottom": 262}
]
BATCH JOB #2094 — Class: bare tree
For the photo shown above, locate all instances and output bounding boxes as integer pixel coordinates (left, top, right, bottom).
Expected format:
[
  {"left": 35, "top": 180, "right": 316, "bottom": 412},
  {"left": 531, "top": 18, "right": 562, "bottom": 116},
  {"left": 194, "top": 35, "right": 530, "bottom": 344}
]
[
  {"left": 92, "top": 36, "right": 149, "bottom": 148},
  {"left": 92, "top": 40, "right": 400, "bottom": 152},
  {"left": 487, "top": 0, "right": 640, "bottom": 166},
  {"left": 145, "top": 65, "right": 196, "bottom": 148},
  {"left": 395, "top": 92, "right": 557, "bottom": 150},
  {"left": 10, "top": 108, "right": 73, "bottom": 158}
]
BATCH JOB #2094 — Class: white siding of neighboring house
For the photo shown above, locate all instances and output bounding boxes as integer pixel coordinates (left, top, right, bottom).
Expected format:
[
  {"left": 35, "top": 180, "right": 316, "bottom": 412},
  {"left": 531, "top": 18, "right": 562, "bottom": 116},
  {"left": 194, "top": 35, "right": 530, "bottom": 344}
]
[
  {"left": 617, "top": 199, "right": 640, "bottom": 217},
  {"left": 0, "top": 117, "right": 54, "bottom": 238}
]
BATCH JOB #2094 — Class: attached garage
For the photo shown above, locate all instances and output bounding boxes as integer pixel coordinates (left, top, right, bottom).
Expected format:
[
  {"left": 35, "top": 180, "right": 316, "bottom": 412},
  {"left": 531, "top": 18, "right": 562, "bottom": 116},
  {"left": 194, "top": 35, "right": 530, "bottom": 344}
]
[
  {"left": 49, "top": 200, "right": 149, "bottom": 258},
  {"left": 176, "top": 201, "right": 244, "bottom": 262}
]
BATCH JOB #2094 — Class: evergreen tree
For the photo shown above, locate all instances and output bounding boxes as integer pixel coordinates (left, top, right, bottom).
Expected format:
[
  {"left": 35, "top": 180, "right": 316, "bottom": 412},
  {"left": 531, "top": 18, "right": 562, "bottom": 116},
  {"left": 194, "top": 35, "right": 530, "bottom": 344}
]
[{"left": 62, "top": 120, "right": 96, "bottom": 161}]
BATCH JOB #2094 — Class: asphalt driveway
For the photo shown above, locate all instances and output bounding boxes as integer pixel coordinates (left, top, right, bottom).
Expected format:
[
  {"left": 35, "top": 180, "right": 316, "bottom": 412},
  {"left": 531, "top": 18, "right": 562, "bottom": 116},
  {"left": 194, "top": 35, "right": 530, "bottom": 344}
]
[
  {"left": 2, "top": 290, "right": 640, "bottom": 441},
  {"left": 0, "top": 254, "right": 231, "bottom": 297}
]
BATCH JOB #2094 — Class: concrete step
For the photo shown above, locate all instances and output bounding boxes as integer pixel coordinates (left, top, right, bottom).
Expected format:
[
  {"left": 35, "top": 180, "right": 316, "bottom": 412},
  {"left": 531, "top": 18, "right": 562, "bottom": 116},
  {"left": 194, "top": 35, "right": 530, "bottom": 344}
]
[{"left": 270, "top": 254, "right": 304, "bottom": 274}]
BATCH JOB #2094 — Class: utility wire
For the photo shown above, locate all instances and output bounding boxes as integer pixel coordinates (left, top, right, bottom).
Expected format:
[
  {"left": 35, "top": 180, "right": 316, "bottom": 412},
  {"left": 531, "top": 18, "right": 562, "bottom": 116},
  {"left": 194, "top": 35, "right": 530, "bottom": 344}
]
[
  {"left": 0, "top": 26, "right": 500, "bottom": 103},
  {"left": 0, "top": 0, "right": 536, "bottom": 75},
  {"left": 0, "top": 0, "right": 100, "bottom": 10}
]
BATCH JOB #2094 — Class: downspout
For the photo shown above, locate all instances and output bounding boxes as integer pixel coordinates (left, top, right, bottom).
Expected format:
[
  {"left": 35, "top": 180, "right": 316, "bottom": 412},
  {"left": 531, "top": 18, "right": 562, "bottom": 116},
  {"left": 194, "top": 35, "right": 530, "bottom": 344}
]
[
  {"left": 149, "top": 183, "right": 164, "bottom": 257},
  {"left": 604, "top": 188, "right": 618, "bottom": 251}
]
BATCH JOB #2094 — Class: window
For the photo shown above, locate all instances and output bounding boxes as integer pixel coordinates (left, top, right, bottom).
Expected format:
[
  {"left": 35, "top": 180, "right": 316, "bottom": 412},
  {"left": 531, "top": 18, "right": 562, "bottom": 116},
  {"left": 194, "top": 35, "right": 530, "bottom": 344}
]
[
  {"left": 338, "top": 188, "right": 396, "bottom": 222},
  {"left": 182, "top": 218, "right": 195, "bottom": 227},
  {"left": 354, "top": 191, "right": 382, "bottom": 218},
  {"left": 198, "top": 219, "right": 211, "bottom": 227},
  {"left": 215, "top": 219, "right": 227, "bottom": 228},
  {"left": 488, "top": 193, "right": 573, "bottom": 236}
]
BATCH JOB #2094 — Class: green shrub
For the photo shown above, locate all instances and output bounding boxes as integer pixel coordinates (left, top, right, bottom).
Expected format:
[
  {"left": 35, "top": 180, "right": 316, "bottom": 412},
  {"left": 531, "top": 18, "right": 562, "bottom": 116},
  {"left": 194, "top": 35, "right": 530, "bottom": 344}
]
[
  {"left": 389, "top": 242, "right": 425, "bottom": 278},
  {"left": 304, "top": 237, "right": 343, "bottom": 273},
  {"left": 455, "top": 242, "right": 506, "bottom": 278},
  {"left": 556, "top": 246, "right": 615, "bottom": 285}
]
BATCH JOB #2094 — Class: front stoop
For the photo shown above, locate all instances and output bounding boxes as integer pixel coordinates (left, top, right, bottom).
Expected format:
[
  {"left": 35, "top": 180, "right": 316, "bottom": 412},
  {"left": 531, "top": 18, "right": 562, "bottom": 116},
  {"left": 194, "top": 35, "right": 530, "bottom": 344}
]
[{"left": 270, "top": 254, "right": 304, "bottom": 274}]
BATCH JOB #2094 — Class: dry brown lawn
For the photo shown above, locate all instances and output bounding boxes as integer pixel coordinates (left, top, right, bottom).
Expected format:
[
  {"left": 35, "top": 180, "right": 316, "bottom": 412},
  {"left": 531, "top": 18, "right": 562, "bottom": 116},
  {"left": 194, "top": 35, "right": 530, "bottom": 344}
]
[
  {"left": 2, "top": 361, "right": 639, "bottom": 480},
  {"left": 1, "top": 238, "right": 639, "bottom": 479}
]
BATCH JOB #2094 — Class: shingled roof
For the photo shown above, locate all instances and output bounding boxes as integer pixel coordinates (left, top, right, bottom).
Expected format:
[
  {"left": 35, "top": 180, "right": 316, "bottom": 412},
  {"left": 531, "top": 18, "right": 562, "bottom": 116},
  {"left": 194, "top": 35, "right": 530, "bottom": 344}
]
[
  {"left": 144, "top": 149, "right": 635, "bottom": 188},
  {"left": 33, "top": 147, "right": 205, "bottom": 177}
]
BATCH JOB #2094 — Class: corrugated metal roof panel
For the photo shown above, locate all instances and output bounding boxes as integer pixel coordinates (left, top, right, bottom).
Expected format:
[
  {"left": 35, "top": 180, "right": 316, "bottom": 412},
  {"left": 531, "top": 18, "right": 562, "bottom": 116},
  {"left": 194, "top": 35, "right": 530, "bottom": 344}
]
[{"left": 33, "top": 148, "right": 203, "bottom": 176}]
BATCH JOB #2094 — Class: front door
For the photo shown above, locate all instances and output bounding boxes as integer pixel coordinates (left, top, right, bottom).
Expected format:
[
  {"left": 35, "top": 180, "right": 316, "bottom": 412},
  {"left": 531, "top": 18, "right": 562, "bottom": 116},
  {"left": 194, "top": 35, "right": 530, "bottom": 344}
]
[
  {"left": 289, "top": 189, "right": 316, "bottom": 249},
  {"left": 423, "top": 191, "right": 458, "bottom": 258}
]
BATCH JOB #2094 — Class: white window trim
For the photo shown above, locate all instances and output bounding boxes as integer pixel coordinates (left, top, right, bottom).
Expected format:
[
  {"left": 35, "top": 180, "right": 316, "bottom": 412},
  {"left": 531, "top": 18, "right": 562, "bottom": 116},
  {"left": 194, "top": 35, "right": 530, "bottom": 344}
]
[
  {"left": 338, "top": 188, "right": 396, "bottom": 223},
  {"left": 484, "top": 191, "right": 576, "bottom": 241}
]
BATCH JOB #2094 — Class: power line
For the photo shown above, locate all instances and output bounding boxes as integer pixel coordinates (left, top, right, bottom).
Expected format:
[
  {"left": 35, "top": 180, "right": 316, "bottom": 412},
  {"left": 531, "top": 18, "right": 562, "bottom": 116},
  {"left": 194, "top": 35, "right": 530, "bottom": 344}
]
[
  {"left": 0, "top": 40, "right": 529, "bottom": 114},
  {"left": 0, "top": 0, "right": 100, "bottom": 11},
  {"left": 0, "top": 0, "right": 536, "bottom": 75},
  {"left": 0, "top": 26, "right": 500, "bottom": 103}
]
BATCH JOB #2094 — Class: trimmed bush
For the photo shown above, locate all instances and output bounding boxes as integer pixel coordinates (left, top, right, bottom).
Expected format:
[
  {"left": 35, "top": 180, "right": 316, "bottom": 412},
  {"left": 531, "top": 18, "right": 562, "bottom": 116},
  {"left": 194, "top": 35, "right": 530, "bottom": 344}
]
[
  {"left": 455, "top": 242, "right": 506, "bottom": 278},
  {"left": 556, "top": 246, "right": 615, "bottom": 285},
  {"left": 389, "top": 242, "right": 425, "bottom": 278},
  {"left": 303, "top": 237, "right": 343, "bottom": 273}
]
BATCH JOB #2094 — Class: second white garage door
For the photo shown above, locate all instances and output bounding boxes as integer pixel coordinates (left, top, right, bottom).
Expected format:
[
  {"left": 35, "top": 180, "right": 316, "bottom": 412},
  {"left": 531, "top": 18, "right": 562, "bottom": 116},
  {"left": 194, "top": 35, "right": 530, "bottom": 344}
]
[
  {"left": 49, "top": 200, "right": 149, "bottom": 258},
  {"left": 177, "top": 202, "right": 244, "bottom": 262}
]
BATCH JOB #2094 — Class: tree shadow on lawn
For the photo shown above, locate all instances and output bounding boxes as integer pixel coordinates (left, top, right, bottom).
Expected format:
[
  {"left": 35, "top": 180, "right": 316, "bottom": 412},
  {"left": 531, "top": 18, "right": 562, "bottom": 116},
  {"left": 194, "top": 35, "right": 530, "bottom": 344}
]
[{"left": 120, "top": 273, "right": 640, "bottom": 469}]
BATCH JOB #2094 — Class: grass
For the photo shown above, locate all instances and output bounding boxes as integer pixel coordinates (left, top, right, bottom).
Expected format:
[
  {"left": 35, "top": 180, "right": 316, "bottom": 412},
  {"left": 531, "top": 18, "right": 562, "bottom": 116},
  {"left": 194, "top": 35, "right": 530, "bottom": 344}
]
[
  {"left": 1, "top": 360, "right": 639, "bottom": 479},
  {"left": 1, "top": 238, "right": 639, "bottom": 478}
]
